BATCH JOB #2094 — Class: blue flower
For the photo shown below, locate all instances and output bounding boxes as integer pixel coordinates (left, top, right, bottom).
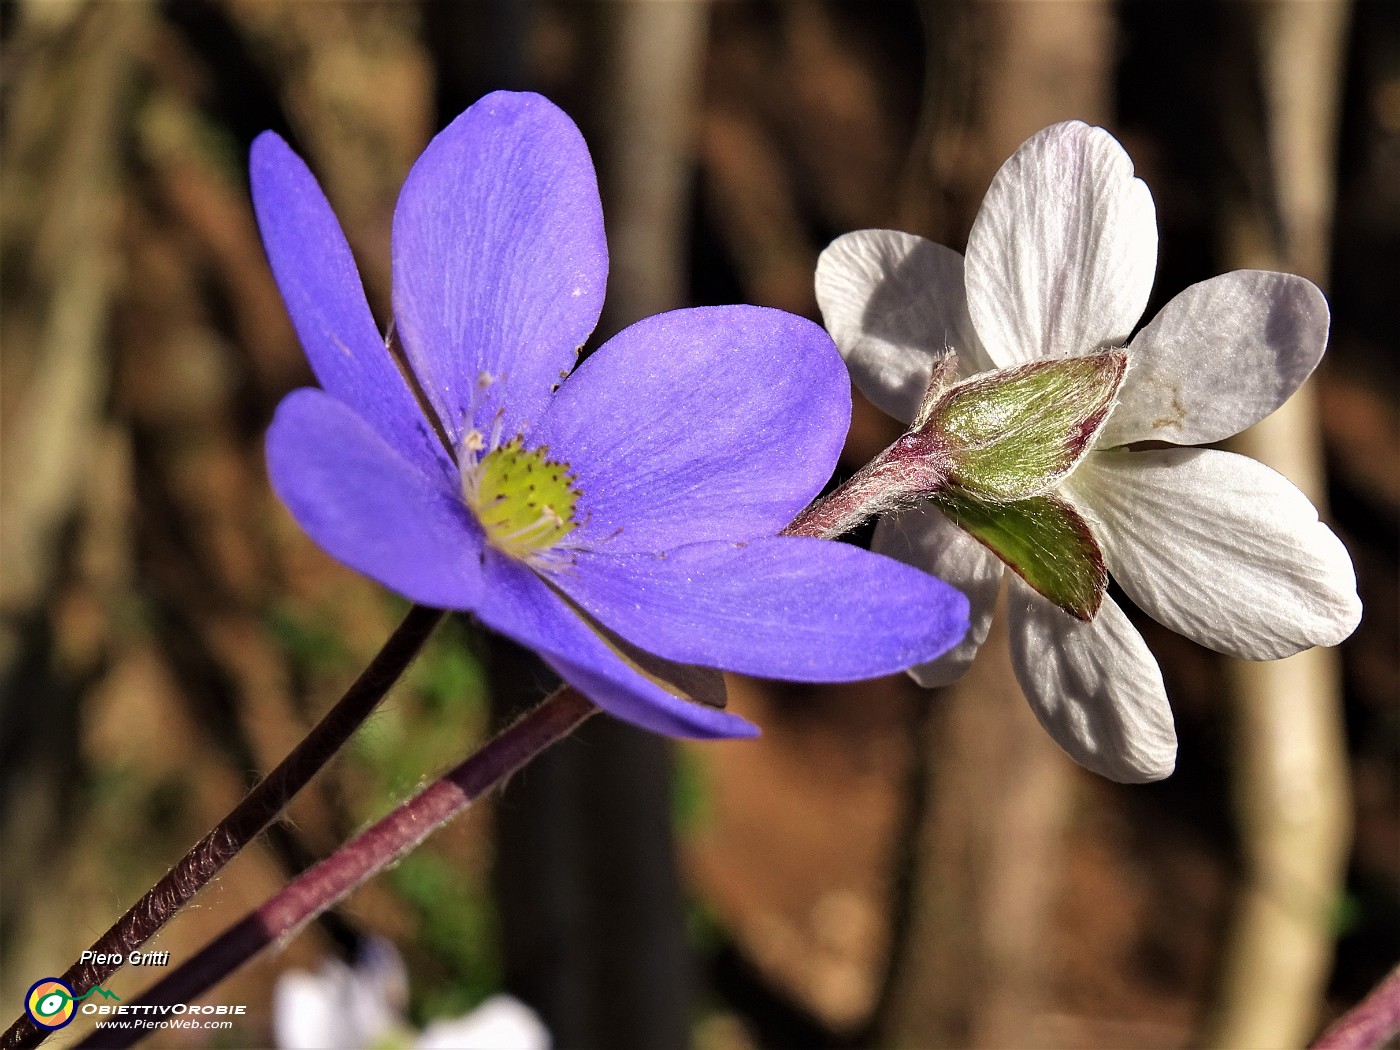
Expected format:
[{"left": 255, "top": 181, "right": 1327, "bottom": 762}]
[{"left": 252, "top": 91, "right": 968, "bottom": 740}]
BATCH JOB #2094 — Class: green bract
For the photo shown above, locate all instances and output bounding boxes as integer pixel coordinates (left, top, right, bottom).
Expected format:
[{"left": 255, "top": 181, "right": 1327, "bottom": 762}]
[
  {"left": 930, "top": 488, "right": 1106, "bottom": 621},
  {"left": 928, "top": 352, "right": 1126, "bottom": 502}
]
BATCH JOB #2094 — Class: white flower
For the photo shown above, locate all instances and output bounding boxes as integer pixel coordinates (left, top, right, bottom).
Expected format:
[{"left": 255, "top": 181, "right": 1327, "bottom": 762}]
[
  {"left": 415, "top": 997, "right": 550, "bottom": 1050},
  {"left": 274, "top": 937, "right": 549, "bottom": 1050},
  {"left": 815, "top": 121, "right": 1361, "bottom": 783}
]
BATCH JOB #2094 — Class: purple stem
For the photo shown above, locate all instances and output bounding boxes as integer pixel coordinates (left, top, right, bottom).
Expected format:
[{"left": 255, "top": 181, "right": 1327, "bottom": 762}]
[
  {"left": 77, "top": 688, "right": 597, "bottom": 1050},
  {"left": 1312, "top": 965, "right": 1400, "bottom": 1050},
  {"left": 1, "top": 604, "right": 444, "bottom": 1050}
]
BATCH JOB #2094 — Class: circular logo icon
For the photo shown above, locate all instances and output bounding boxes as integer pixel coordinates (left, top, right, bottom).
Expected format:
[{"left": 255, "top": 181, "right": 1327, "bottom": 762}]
[{"left": 25, "top": 979, "right": 76, "bottom": 1030}]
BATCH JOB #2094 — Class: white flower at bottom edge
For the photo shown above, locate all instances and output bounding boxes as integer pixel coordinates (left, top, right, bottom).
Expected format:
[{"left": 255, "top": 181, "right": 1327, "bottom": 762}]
[
  {"left": 815, "top": 120, "right": 1362, "bottom": 784},
  {"left": 274, "top": 936, "right": 550, "bottom": 1050}
]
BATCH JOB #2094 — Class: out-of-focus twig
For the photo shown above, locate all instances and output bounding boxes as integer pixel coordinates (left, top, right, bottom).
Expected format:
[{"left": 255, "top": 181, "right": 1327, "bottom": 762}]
[
  {"left": 225, "top": 2, "right": 433, "bottom": 304},
  {"left": 0, "top": 0, "right": 147, "bottom": 1009},
  {"left": 594, "top": 1, "right": 710, "bottom": 327},
  {"left": 1207, "top": 2, "right": 1355, "bottom": 1048},
  {"left": 878, "top": 4, "right": 1113, "bottom": 1046},
  {"left": 0, "top": 1, "right": 145, "bottom": 676},
  {"left": 564, "top": 6, "right": 713, "bottom": 1048}
]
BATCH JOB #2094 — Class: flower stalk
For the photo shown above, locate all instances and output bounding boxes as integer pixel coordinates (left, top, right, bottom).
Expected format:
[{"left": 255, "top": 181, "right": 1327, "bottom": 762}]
[
  {"left": 77, "top": 687, "right": 597, "bottom": 1050},
  {"left": 1310, "top": 965, "right": 1400, "bottom": 1050},
  {"left": 0, "top": 604, "right": 444, "bottom": 1050},
  {"left": 784, "top": 432, "right": 951, "bottom": 540}
]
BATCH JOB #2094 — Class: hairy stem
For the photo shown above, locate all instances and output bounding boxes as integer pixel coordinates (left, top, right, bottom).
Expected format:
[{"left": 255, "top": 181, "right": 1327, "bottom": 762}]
[
  {"left": 77, "top": 688, "right": 597, "bottom": 1050},
  {"left": 1311, "top": 965, "right": 1400, "bottom": 1050},
  {"left": 2, "top": 604, "right": 444, "bottom": 1050},
  {"left": 785, "top": 432, "right": 950, "bottom": 540}
]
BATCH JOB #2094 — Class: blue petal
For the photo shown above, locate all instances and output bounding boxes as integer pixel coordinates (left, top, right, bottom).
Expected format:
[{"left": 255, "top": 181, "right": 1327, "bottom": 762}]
[
  {"left": 391, "top": 91, "right": 608, "bottom": 447},
  {"left": 555, "top": 537, "right": 971, "bottom": 680},
  {"left": 250, "top": 132, "right": 453, "bottom": 483},
  {"left": 476, "top": 551, "right": 759, "bottom": 740},
  {"left": 536, "top": 306, "right": 850, "bottom": 553},
  {"left": 266, "top": 389, "right": 484, "bottom": 608}
]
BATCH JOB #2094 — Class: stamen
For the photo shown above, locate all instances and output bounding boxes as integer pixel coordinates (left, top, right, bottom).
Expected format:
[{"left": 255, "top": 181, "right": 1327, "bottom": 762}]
[
  {"left": 460, "top": 435, "right": 583, "bottom": 570},
  {"left": 487, "top": 408, "right": 505, "bottom": 452}
]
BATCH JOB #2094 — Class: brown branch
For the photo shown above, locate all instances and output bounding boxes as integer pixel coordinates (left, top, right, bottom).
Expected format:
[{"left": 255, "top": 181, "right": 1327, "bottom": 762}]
[
  {"left": 1207, "top": 2, "right": 1354, "bottom": 1046},
  {"left": 877, "top": 2, "right": 1112, "bottom": 1044}
]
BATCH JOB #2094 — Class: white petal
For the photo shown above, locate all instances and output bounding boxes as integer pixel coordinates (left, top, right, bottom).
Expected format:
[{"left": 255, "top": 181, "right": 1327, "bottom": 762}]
[
  {"left": 1006, "top": 577, "right": 1176, "bottom": 783},
  {"left": 1067, "top": 448, "right": 1361, "bottom": 659},
  {"left": 417, "top": 995, "right": 551, "bottom": 1050},
  {"left": 274, "top": 964, "right": 364, "bottom": 1049},
  {"left": 1102, "top": 270, "right": 1330, "bottom": 447},
  {"left": 348, "top": 938, "right": 409, "bottom": 1044},
  {"left": 965, "top": 122, "right": 1157, "bottom": 368},
  {"left": 873, "top": 505, "right": 1003, "bottom": 686},
  {"left": 815, "top": 229, "right": 990, "bottom": 424}
]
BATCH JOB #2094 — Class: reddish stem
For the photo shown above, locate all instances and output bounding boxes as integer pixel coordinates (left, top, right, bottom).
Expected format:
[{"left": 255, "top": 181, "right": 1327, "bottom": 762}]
[
  {"left": 1, "top": 604, "right": 444, "bottom": 1050},
  {"left": 784, "top": 432, "right": 950, "bottom": 540},
  {"left": 1312, "top": 965, "right": 1400, "bottom": 1050},
  {"left": 77, "top": 689, "right": 596, "bottom": 1050}
]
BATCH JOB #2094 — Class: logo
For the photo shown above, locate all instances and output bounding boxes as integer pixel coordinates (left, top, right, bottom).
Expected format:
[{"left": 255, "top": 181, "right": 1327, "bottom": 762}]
[{"left": 24, "top": 979, "right": 121, "bottom": 1030}]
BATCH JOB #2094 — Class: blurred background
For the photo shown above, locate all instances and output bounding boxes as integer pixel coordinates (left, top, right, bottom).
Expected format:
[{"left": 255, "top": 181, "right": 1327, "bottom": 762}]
[{"left": 1, "top": 1, "right": 1396, "bottom": 1047}]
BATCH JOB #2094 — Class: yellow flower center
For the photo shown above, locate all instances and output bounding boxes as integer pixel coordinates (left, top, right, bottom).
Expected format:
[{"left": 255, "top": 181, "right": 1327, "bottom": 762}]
[{"left": 462, "top": 435, "right": 581, "bottom": 564}]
